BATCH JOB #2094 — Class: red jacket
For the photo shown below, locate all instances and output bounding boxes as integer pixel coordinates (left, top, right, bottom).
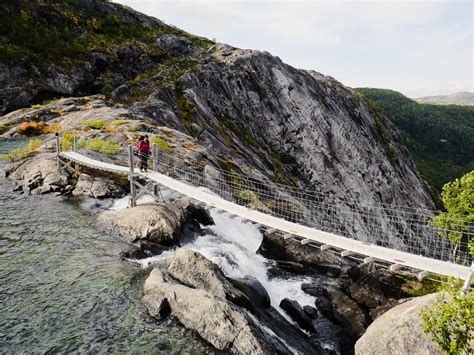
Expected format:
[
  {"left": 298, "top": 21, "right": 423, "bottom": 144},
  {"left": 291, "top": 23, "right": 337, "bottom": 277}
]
[{"left": 138, "top": 140, "right": 150, "bottom": 153}]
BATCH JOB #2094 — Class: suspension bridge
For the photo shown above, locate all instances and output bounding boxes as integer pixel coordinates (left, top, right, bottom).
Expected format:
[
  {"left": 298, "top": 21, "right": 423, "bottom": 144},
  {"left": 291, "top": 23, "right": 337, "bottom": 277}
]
[{"left": 54, "top": 133, "right": 473, "bottom": 290}]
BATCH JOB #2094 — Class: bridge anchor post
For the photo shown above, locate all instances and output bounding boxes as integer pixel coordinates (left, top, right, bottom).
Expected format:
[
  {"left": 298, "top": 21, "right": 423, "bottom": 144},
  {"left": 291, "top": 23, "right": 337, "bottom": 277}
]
[
  {"left": 128, "top": 144, "right": 137, "bottom": 207},
  {"left": 55, "top": 132, "right": 61, "bottom": 175}
]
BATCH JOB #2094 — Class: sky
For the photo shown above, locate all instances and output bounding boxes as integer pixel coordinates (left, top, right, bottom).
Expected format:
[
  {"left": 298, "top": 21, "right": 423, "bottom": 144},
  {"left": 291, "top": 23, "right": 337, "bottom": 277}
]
[{"left": 114, "top": 0, "right": 473, "bottom": 98}]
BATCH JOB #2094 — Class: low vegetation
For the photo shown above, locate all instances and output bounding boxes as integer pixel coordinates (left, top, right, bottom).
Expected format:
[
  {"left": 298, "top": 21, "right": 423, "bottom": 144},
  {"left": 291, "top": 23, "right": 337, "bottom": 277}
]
[
  {"left": 83, "top": 119, "right": 107, "bottom": 130},
  {"left": 421, "top": 281, "right": 473, "bottom": 355},
  {"left": 431, "top": 171, "right": 474, "bottom": 260},
  {"left": 82, "top": 138, "right": 120, "bottom": 156},
  {"left": 150, "top": 136, "right": 172, "bottom": 153},
  {"left": 0, "top": 123, "right": 7, "bottom": 134},
  {"left": 111, "top": 119, "right": 129, "bottom": 126},
  {"left": 60, "top": 131, "right": 76, "bottom": 151}
]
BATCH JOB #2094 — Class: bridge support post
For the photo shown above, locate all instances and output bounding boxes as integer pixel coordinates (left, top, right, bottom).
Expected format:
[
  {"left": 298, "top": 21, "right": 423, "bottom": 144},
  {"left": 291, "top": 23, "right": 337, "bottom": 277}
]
[
  {"left": 152, "top": 143, "right": 157, "bottom": 171},
  {"left": 462, "top": 262, "right": 473, "bottom": 295},
  {"left": 128, "top": 144, "right": 137, "bottom": 207},
  {"left": 55, "top": 132, "right": 61, "bottom": 175},
  {"left": 73, "top": 135, "right": 78, "bottom": 152}
]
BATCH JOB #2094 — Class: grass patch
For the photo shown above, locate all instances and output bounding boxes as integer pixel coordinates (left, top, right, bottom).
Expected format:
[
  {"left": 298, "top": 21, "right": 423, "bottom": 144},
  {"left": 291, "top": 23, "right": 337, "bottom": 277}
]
[
  {"left": 0, "top": 123, "right": 7, "bottom": 134},
  {"left": 60, "top": 131, "right": 76, "bottom": 151},
  {"left": 83, "top": 138, "right": 120, "bottom": 155},
  {"left": 27, "top": 138, "right": 42, "bottom": 151},
  {"left": 111, "top": 119, "right": 129, "bottom": 126},
  {"left": 150, "top": 136, "right": 172, "bottom": 153},
  {"left": 83, "top": 119, "right": 107, "bottom": 130}
]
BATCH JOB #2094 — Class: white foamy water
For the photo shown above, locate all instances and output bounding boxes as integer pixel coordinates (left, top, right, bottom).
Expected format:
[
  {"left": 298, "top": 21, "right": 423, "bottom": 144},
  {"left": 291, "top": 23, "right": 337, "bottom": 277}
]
[{"left": 136, "top": 207, "right": 316, "bottom": 310}]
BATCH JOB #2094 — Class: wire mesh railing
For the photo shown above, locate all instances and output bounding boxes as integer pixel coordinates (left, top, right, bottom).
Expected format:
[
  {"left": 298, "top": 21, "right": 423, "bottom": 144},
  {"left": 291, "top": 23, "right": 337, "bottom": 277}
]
[{"left": 63, "top": 136, "right": 473, "bottom": 268}]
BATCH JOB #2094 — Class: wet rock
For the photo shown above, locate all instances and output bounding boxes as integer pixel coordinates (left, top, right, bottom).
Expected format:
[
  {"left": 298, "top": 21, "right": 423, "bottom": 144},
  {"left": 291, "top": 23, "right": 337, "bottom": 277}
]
[
  {"left": 167, "top": 249, "right": 249, "bottom": 306},
  {"left": 275, "top": 260, "right": 305, "bottom": 274},
  {"left": 97, "top": 203, "right": 185, "bottom": 245},
  {"left": 229, "top": 276, "right": 271, "bottom": 308},
  {"left": 279, "top": 298, "right": 315, "bottom": 333},
  {"left": 121, "top": 242, "right": 169, "bottom": 260},
  {"left": 143, "top": 268, "right": 289, "bottom": 354},
  {"left": 183, "top": 202, "right": 214, "bottom": 226},
  {"left": 355, "top": 293, "right": 443, "bottom": 355},
  {"left": 72, "top": 173, "right": 124, "bottom": 198}
]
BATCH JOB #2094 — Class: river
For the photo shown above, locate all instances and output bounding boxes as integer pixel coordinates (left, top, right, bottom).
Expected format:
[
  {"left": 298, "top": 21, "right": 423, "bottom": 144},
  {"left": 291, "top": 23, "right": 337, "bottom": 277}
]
[{"left": 0, "top": 140, "right": 212, "bottom": 354}]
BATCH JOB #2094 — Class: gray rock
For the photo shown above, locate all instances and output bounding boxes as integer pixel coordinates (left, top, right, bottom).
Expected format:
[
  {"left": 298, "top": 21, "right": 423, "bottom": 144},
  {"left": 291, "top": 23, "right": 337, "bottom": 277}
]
[
  {"left": 141, "top": 291, "right": 171, "bottom": 319},
  {"left": 167, "top": 249, "right": 249, "bottom": 306},
  {"left": 349, "top": 269, "right": 409, "bottom": 319},
  {"left": 143, "top": 268, "right": 289, "bottom": 354},
  {"left": 355, "top": 293, "right": 443, "bottom": 355},
  {"left": 97, "top": 203, "right": 184, "bottom": 244},
  {"left": 4, "top": 153, "right": 69, "bottom": 193},
  {"left": 229, "top": 276, "right": 271, "bottom": 308},
  {"left": 72, "top": 173, "right": 124, "bottom": 199}
]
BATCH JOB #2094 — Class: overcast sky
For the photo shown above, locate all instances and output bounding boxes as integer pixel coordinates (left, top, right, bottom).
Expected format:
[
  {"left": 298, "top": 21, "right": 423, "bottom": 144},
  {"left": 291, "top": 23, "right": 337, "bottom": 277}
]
[{"left": 114, "top": 0, "right": 472, "bottom": 98}]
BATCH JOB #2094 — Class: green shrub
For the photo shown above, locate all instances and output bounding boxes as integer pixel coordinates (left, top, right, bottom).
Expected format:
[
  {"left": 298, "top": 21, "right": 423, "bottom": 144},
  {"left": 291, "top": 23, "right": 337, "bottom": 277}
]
[
  {"left": 421, "top": 283, "right": 473, "bottom": 354},
  {"left": 83, "top": 119, "right": 107, "bottom": 130},
  {"left": 150, "top": 136, "right": 172, "bottom": 153},
  {"left": 0, "top": 123, "right": 7, "bottom": 134},
  {"left": 102, "top": 83, "right": 113, "bottom": 96},
  {"left": 60, "top": 132, "right": 76, "bottom": 151},
  {"left": 83, "top": 138, "right": 120, "bottom": 155}
]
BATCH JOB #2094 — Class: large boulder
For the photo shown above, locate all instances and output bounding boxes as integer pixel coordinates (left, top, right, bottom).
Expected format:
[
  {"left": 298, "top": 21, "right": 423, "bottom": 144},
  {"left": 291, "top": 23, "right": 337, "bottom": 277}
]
[
  {"left": 355, "top": 293, "right": 442, "bottom": 355},
  {"left": 72, "top": 173, "right": 124, "bottom": 198},
  {"left": 143, "top": 268, "right": 290, "bottom": 354},
  {"left": 97, "top": 203, "right": 185, "bottom": 244}
]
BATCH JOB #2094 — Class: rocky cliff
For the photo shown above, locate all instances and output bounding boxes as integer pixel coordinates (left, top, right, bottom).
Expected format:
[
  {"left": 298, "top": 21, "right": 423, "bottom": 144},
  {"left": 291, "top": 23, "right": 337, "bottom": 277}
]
[{"left": 1, "top": 1, "right": 434, "bottom": 242}]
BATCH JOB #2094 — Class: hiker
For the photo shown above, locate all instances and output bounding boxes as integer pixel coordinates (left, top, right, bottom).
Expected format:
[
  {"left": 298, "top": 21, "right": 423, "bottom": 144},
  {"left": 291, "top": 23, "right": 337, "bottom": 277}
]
[{"left": 137, "top": 135, "right": 150, "bottom": 172}]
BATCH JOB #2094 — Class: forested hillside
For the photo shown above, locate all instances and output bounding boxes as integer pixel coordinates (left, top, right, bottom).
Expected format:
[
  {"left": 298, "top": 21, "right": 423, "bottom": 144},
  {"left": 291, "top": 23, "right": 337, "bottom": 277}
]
[{"left": 356, "top": 88, "right": 474, "bottom": 199}]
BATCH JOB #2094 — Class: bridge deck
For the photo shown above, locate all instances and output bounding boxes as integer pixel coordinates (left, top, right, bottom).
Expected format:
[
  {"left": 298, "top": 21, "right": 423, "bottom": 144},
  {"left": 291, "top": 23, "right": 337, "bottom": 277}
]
[{"left": 61, "top": 151, "right": 472, "bottom": 281}]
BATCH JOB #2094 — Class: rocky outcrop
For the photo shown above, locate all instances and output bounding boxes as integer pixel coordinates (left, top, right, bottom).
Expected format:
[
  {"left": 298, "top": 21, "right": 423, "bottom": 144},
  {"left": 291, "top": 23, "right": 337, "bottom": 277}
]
[
  {"left": 143, "top": 251, "right": 321, "bottom": 354},
  {"left": 98, "top": 203, "right": 185, "bottom": 245},
  {"left": 4, "top": 153, "right": 69, "bottom": 194},
  {"left": 355, "top": 293, "right": 442, "bottom": 355},
  {"left": 142, "top": 250, "right": 315, "bottom": 354}
]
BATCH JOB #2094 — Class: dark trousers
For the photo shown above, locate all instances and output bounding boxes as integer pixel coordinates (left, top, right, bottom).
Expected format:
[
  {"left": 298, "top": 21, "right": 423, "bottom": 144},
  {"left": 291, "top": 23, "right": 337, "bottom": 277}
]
[{"left": 139, "top": 152, "right": 148, "bottom": 171}]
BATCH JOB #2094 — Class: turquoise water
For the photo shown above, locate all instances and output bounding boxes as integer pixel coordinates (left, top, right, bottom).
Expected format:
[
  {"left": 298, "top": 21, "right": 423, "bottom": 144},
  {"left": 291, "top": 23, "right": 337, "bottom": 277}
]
[{"left": 0, "top": 140, "right": 211, "bottom": 354}]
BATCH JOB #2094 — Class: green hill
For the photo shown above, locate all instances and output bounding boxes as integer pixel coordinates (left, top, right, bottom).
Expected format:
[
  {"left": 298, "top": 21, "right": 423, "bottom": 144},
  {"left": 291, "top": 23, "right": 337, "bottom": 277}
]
[{"left": 355, "top": 88, "right": 474, "bottom": 198}]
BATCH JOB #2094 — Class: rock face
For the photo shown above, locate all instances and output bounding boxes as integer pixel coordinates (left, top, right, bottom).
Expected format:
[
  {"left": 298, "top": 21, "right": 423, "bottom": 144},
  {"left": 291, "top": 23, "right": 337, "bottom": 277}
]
[
  {"left": 98, "top": 203, "right": 185, "bottom": 244},
  {"left": 355, "top": 293, "right": 442, "bottom": 355},
  {"left": 143, "top": 251, "right": 320, "bottom": 354}
]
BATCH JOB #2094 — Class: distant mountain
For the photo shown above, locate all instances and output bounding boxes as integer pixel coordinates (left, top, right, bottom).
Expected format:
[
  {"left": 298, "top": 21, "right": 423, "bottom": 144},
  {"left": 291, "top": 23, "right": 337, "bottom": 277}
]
[
  {"left": 356, "top": 88, "right": 474, "bottom": 203},
  {"left": 415, "top": 92, "right": 474, "bottom": 106}
]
